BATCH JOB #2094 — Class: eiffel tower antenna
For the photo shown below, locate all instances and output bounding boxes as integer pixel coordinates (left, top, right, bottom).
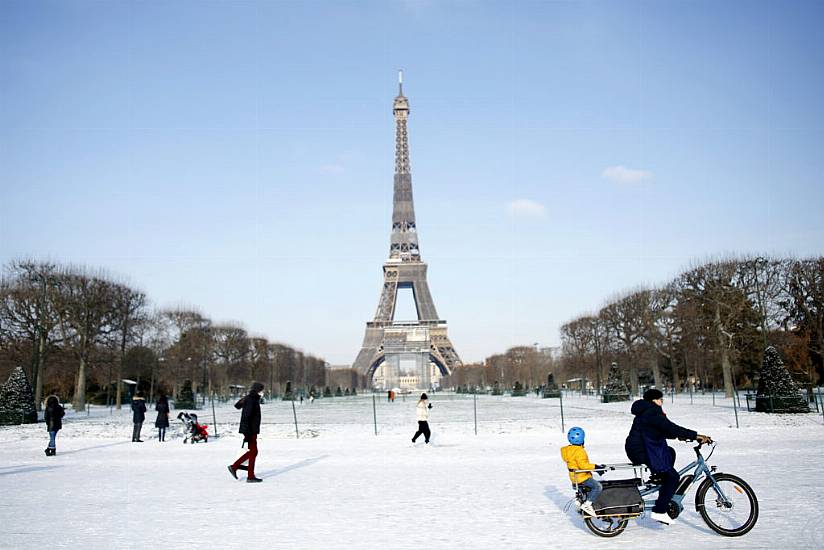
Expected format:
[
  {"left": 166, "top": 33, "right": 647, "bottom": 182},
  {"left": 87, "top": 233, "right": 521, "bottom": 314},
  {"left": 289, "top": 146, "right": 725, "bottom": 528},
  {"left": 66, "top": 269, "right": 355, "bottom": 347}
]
[{"left": 352, "top": 73, "right": 462, "bottom": 388}]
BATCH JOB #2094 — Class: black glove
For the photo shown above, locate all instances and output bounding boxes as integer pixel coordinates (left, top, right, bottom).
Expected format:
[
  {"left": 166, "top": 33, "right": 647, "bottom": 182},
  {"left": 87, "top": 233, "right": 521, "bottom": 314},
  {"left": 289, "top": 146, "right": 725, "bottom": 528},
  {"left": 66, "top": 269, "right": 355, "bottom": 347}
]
[
  {"left": 427, "top": 403, "right": 433, "bottom": 409},
  {"left": 594, "top": 464, "right": 606, "bottom": 474}
]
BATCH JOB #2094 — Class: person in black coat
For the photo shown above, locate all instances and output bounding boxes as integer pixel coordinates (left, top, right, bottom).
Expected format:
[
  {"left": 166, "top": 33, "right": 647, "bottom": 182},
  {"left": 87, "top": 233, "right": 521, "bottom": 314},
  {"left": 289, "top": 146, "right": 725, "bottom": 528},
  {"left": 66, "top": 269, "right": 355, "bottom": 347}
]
[
  {"left": 155, "top": 394, "right": 170, "bottom": 442},
  {"left": 228, "top": 382, "right": 264, "bottom": 483},
  {"left": 131, "top": 392, "right": 147, "bottom": 442},
  {"left": 625, "top": 388, "right": 711, "bottom": 524},
  {"left": 44, "top": 395, "right": 65, "bottom": 456}
]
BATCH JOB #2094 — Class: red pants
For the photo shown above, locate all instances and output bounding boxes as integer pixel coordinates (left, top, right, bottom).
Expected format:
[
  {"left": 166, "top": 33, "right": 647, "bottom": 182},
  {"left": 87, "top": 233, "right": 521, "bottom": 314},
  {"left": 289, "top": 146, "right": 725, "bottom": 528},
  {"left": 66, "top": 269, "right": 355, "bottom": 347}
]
[{"left": 232, "top": 434, "right": 258, "bottom": 478}]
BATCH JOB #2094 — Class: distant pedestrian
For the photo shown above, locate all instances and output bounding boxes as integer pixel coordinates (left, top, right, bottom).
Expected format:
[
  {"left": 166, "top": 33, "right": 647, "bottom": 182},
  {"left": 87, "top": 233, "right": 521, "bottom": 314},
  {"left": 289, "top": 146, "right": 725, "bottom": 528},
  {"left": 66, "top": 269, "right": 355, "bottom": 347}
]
[
  {"left": 155, "top": 394, "right": 170, "bottom": 442},
  {"left": 44, "top": 395, "right": 65, "bottom": 456},
  {"left": 411, "top": 392, "right": 432, "bottom": 444},
  {"left": 228, "top": 382, "right": 264, "bottom": 483},
  {"left": 387, "top": 390, "right": 392, "bottom": 402},
  {"left": 131, "top": 392, "right": 147, "bottom": 442}
]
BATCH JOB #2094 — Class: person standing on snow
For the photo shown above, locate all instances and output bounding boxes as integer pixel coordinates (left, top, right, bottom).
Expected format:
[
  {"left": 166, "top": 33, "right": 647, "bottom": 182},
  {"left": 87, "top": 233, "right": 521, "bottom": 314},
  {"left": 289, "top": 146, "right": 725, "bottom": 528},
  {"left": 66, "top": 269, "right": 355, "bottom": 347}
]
[
  {"left": 228, "top": 382, "right": 264, "bottom": 483},
  {"left": 131, "top": 392, "right": 147, "bottom": 442},
  {"left": 44, "top": 395, "right": 65, "bottom": 456},
  {"left": 625, "top": 388, "right": 712, "bottom": 525},
  {"left": 155, "top": 394, "right": 170, "bottom": 442},
  {"left": 411, "top": 392, "right": 433, "bottom": 444}
]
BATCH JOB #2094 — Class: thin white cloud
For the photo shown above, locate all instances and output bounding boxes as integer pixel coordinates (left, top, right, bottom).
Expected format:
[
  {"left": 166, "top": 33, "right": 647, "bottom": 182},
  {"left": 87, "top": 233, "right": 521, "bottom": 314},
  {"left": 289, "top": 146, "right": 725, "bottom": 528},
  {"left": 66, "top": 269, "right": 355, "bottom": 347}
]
[
  {"left": 601, "top": 165, "right": 653, "bottom": 184},
  {"left": 507, "top": 199, "right": 546, "bottom": 218}
]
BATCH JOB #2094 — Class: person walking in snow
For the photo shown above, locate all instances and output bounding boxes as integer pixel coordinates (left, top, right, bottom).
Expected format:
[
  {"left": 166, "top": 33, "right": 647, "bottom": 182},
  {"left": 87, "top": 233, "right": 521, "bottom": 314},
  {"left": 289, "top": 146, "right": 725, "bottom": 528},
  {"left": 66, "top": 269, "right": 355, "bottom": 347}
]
[
  {"left": 411, "top": 392, "right": 433, "bottom": 444},
  {"left": 131, "top": 392, "right": 147, "bottom": 442},
  {"left": 560, "top": 427, "right": 604, "bottom": 517},
  {"left": 625, "top": 388, "right": 712, "bottom": 525},
  {"left": 155, "top": 394, "right": 170, "bottom": 442},
  {"left": 44, "top": 395, "right": 65, "bottom": 456},
  {"left": 228, "top": 382, "right": 264, "bottom": 483}
]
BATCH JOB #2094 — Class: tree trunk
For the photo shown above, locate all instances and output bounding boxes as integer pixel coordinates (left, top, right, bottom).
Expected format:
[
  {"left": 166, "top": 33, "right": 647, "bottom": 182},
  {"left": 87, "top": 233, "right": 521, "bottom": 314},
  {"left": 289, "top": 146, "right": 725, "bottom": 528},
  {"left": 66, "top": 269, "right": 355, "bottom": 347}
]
[
  {"left": 73, "top": 355, "right": 87, "bottom": 411},
  {"left": 629, "top": 364, "right": 639, "bottom": 396},
  {"left": 651, "top": 355, "right": 662, "bottom": 389},
  {"left": 34, "top": 331, "right": 46, "bottom": 411},
  {"left": 714, "top": 305, "right": 734, "bottom": 397},
  {"left": 116, "top": 319, "right": 128, "bottom": 410},
  {"left": 671, "top": 358, "right": 681, "bottom": 395},
  {"left": 115, "top": 355, "right": 123, "bottom": 410}
]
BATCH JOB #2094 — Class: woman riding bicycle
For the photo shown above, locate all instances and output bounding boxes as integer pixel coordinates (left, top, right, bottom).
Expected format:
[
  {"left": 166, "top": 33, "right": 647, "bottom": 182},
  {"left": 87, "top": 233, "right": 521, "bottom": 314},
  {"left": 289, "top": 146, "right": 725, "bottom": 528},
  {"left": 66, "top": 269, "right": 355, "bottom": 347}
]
[{"left": 625, "top": 388, "right": 712, "bottom": 525}]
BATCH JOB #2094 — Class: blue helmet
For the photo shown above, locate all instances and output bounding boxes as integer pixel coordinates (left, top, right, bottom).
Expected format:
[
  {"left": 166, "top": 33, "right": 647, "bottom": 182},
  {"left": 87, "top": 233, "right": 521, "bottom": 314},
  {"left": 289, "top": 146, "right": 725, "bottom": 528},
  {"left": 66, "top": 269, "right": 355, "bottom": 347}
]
[{"left": 567, "top": 426, "right": 585, "bottom": 445}]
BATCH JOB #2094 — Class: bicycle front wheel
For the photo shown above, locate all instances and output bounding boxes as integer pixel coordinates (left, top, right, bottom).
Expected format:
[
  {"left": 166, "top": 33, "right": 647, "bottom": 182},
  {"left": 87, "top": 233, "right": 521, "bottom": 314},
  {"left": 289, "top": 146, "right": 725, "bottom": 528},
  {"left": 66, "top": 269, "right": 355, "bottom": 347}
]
[{"left": 696, "top": 473, "right": 758, "bottom": 536}]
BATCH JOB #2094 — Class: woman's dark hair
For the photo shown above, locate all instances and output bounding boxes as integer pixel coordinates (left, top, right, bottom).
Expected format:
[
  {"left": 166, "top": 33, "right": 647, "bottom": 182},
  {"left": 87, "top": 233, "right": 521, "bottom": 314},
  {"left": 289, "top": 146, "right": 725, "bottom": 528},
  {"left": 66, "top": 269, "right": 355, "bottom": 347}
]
[
  {"left": 46, "top": 395, "right": 59, "bottom": 407},
  {"left": 157, "top": 394, "right": 168, "bottom": 404},
  {"left": 420, "top": 392, "right": 428, "bottom": 400},
  {"left": 251, "top": 382, "right": 264, "bottom": 393}
]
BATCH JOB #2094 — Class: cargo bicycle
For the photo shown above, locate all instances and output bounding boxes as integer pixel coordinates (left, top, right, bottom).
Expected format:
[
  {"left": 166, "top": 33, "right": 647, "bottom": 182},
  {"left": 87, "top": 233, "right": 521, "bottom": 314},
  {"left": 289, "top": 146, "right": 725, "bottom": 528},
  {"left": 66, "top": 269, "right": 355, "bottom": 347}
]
[{"left": 571, "top": 440, "right": 758, "bottom": 538}]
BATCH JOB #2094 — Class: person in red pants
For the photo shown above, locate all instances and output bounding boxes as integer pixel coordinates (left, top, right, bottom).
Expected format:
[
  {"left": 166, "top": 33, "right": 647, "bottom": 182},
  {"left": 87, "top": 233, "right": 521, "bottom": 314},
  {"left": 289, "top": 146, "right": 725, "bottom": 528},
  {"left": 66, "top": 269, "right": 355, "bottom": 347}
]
[{"left": 228, "top": 382, "right": 264, "bottom": 483}]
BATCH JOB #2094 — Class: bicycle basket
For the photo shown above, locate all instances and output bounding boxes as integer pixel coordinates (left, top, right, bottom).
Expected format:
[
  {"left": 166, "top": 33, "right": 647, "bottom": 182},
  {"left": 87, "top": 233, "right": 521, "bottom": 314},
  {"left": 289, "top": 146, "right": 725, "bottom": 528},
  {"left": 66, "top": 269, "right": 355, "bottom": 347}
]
[{"left": 593, "top": 479, "right": 644, "bottom": 517}]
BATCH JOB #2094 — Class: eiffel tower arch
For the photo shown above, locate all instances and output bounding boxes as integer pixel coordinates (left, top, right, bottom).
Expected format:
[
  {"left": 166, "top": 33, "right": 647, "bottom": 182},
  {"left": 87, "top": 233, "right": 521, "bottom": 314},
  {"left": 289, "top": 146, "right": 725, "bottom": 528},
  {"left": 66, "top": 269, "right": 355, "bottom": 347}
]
[{"left": 352, "top": 73, "right": 462, "bottom": 389}]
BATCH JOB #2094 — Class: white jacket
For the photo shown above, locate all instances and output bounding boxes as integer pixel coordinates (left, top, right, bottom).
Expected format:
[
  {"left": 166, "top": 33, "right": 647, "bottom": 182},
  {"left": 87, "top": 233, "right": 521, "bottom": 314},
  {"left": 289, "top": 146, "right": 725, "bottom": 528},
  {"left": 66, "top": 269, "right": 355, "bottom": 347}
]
[{"left": 416, "top": 400, "right": 430, "bottom": 421}]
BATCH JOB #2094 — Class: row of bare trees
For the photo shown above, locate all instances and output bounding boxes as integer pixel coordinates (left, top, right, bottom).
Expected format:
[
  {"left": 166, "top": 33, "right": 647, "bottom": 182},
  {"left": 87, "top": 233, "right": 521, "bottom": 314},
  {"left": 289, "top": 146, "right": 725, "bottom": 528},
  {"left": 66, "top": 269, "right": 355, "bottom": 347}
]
[
  {"left": 558, "top": 256, "right": 824, "bottom": 397},
  {"left": 444, "top": 345, "right": 557, "bottom": 390},
  {"left": 0, "top": 260, "right": 328, "bottom": 411}
]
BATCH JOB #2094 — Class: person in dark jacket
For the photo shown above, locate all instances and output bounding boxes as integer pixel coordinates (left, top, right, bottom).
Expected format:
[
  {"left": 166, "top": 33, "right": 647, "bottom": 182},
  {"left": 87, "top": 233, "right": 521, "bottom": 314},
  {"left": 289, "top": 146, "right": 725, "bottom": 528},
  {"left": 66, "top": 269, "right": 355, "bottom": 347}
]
[
  {"left": 625, "top": 388, "right": 711, "bottom": 525},
  {"left": 228, "top": 382, "right": 264, "bottom": 483},
  {"left": 44, "top": 395, "right": 65, "bottom": 456},
  {"left": 131, "top": 392, "right": 147, "bottom": 442},
  {"left": 155, "top": 394, "right": 170, "bottom": 442}
]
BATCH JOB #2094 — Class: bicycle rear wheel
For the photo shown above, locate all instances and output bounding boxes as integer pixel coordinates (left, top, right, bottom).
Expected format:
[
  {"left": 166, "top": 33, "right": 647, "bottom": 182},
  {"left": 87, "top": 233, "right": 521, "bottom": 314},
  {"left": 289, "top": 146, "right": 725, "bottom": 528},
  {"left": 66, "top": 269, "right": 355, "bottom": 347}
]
[
  {"left": 583, "top": 515, "right": 629, "bottom": 538},
  {"left": 696, "top": 473, "right": 758, "bottom": 536}
]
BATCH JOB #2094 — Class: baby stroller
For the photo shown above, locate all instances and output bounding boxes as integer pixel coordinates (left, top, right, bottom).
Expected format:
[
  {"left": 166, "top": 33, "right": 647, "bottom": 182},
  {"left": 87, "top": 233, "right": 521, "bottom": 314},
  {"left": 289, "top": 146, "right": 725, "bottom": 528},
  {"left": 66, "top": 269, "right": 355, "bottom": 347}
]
[{"left": 177, "top": 411, "right": 209, "bottom": 443}]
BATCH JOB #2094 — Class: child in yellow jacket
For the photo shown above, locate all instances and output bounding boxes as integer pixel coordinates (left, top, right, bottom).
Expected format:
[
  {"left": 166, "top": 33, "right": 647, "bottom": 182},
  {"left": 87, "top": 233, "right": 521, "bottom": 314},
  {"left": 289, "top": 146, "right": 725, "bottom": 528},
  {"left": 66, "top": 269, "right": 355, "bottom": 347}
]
[{"left": 560, "top": 426, "right": 604, "bottom": 516}]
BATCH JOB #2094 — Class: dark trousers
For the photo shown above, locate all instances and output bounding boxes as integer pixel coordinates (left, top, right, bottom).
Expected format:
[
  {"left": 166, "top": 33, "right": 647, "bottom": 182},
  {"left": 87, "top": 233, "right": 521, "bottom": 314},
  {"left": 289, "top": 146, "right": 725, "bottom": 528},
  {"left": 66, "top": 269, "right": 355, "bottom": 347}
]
[
  {"left": 132, "top": 422, "right": 143, "bottom": 441},
  {"left": 653, "top": 468, "right": 680, "bottom": 513},
  {"left": 232, "top": 434, "right": 259, "bottom": 478},
  {"left": 412, "top": 421, "right": 431, "bottom": 443},
  {"left": 158, "top": 427, "right": 166, "bottom": 441}
]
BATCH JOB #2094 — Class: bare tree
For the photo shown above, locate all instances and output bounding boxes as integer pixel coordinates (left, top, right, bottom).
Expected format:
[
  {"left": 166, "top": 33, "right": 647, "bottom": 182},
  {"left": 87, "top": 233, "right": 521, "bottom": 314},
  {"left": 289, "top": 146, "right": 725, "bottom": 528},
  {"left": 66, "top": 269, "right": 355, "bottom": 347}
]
[
  {"left": 110, "top": 283, "right": 147, "bottom": 409},
  {"left": 600, "top": 289, "right": 650, "bottom": 395},
  {"left": 56, "top": 268, "right": 118, "bottom": 410},
  {"left": 0, "top": 260, "right": 64, "bottom": 409}
]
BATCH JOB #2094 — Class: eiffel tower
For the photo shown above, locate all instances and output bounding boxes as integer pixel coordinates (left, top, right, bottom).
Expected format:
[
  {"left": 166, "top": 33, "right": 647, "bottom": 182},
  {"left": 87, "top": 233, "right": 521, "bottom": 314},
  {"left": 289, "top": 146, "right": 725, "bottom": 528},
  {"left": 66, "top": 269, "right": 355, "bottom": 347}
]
[{"left": 352, "top": 73, "right": 462, "bottom": 387}]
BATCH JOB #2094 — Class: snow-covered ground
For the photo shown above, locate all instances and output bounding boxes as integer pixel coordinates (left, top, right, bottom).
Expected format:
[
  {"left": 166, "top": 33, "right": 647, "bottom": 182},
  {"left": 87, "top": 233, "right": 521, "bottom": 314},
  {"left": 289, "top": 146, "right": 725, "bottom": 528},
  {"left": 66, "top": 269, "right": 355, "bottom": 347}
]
[{"left": 1, "top": 392, "right": 823, "bottom": 549}]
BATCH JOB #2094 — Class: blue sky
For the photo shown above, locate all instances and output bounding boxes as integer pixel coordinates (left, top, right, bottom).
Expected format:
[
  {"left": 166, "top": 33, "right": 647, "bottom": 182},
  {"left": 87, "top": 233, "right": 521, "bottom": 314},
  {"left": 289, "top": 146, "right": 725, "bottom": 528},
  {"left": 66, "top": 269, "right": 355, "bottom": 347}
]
[{"left": 2, "top": 0, "right": 823, "bottom": 365}]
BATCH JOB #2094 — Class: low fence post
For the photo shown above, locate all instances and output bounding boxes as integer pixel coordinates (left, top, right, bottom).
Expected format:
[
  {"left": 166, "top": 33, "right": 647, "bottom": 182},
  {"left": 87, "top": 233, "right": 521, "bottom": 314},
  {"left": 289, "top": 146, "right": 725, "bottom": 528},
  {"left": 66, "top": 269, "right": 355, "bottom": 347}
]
[
  {"left": 559, "top": 390, "right": 565, "bottom": 433},
  {"left": 818, "top": 390, "right": 824, "bottom": 425},
  {"left": 291, "top": 399, "right": 299, "bottom": 439},
  {"left": 372, "top": 393, "right": 378, "bottom": 436},
  {"left": 732, "top": 386, "right": 740, "bottom": 429},
  {"left": 211, "top": 391, "right": 219, "bottom": 438},
  {"left": 473, "top": 391, "right": 478, "bottom": 436}
]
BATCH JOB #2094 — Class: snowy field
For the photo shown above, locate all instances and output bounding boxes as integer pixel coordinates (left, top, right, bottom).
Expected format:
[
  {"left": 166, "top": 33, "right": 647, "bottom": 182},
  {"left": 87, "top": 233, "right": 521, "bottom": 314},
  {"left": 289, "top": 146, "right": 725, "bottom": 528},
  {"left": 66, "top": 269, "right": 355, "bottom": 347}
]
[{"left": 1, "top": 392, "right": 823, "bottom": 550}]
